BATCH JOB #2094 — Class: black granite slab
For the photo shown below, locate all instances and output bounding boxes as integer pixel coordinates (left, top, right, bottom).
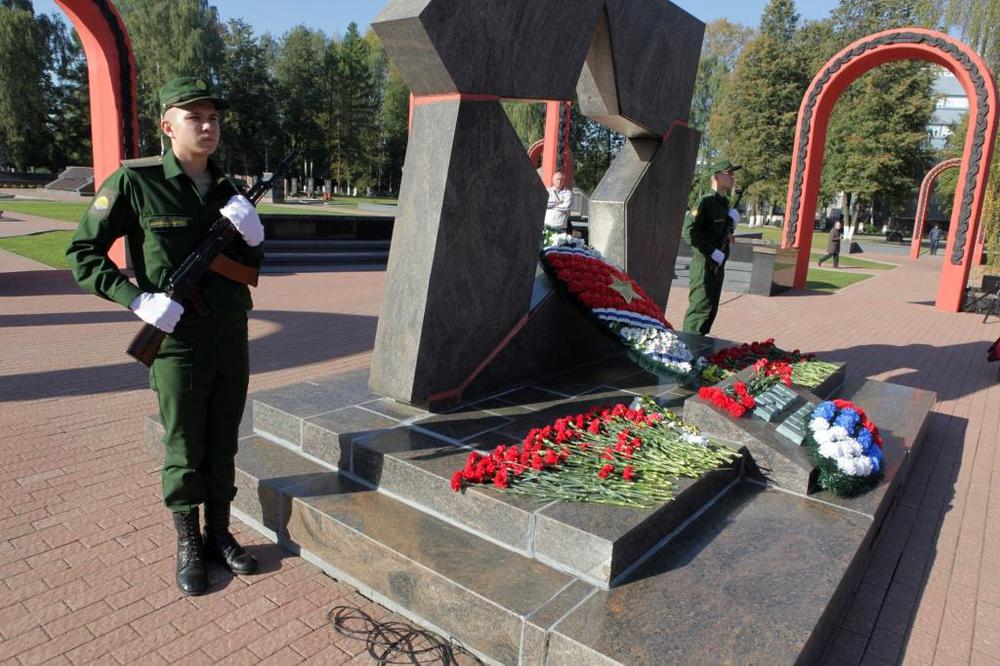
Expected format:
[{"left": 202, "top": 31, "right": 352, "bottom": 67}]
[
  {"left": 253, "top": 375, "right": 377, "bottom": 446},
  {"left": 350, "top": 426, "right": 544, "bottom": 551},
  {"left": 683, "top": 367, "right": 823, "bottom": 493},
  {"left": 522, "top": 579, "right": 598, "bottom": 665},
  {"left": 589, "top": 130, "right": 701, "bottom": 310},
  {"left": 229, "top": 354, "right": 934, "bottom": 664},
  {"left": 547, "top": 482, "right": 871, "bottom": 665},
  {"left": 461, "top": 270, "right": 623, "bottom": 403},
  {"left": 799, "top": 377, "right": 936, "bottom": 524},
  {"left": 533, "top": 463, "right": 741, "bottom": 586},
  {"left": 285, "top": 476, "right": 575, "bottom": 665},
  {"left": 232, "top": 436, "right": 340, "bottom": 534},
  {"left": 373, "top": 0, "right": 604, "bottom": 99},
  {"left": 368, "top": 100, "right": 547, "bottom": 404},
  {"left": 577, "top": 0, "right": 703, "bottom": 137},
  {"left": 301, "top": 406, "right": 398, "bottom": 470}
]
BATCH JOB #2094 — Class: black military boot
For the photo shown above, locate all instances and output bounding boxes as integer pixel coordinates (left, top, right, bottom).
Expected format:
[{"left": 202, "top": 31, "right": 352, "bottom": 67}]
[
  {"left": 203, "top": 502, "right": 258, "bottom": 575},
  {"left": 171, "top": 509, "right": 208, "bottom": 596}
]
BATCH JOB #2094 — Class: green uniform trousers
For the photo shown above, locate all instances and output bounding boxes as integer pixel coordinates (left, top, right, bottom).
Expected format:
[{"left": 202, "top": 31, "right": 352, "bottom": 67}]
[
  {"left": 151, "top": 315, "right": 249, "bottom": 513},
  {"left": 683, "top": 256, "right": 725, "bottom": 336}
]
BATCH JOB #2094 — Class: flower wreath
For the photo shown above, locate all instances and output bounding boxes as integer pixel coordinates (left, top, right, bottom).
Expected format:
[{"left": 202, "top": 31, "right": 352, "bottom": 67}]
[
  {"left": 803, "top": 399, "right": 884, "bottom": 496},
  {"left": 541, "top": 238, "right": 696, "bottom": 377}
]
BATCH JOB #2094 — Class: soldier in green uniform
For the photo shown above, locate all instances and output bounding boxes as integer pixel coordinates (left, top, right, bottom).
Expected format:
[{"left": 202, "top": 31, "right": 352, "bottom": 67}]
[
  {"left": 67, "top": 77, "right": 265, "bottom": 596},
  {"left": 682, "top": 160, "right": 741, "bottom": 336}
]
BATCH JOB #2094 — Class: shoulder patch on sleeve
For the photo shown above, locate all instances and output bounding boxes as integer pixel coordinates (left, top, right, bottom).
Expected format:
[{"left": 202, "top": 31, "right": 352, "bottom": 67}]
[
  {"left": 87, "top": 187, "right": 119, "bottom": 222},
  {"left": 121, "top": 156, "right": 163, "bottom": 169}
]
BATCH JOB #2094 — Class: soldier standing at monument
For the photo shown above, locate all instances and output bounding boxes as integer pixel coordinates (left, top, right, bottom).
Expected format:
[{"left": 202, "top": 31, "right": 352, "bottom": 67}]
[
  {"left": 682, "top": 160, "right": 741, "bottom": 336},
  {"left": 66, "top": 77, "right": 264, "bottom": 596}
]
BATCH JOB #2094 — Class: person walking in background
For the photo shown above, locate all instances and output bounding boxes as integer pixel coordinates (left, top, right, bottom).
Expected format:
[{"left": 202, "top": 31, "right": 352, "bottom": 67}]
[
  {"left": 929, "top": 223, "right": 943, "bottom": 255},
  {"left": 66, "top": 77, "right": 264, "bottom": 596},
  {"left": 818, "top": 220, "right": 842, "bottom": 268},
  {"left": 544, "top": 171, "right": 573, "bottom": 234},
  {"left": 682, "top": 160, "right": 741, "bottom": 336}
]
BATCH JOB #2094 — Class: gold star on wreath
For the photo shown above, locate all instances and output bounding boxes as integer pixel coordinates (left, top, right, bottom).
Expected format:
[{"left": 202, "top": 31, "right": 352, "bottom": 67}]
[{"left": 609, "top": 277, "right": 638, "bottom": 303}]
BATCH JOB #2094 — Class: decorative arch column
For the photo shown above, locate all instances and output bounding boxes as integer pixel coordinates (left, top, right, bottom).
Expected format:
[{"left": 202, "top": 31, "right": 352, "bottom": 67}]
[
  {"left": 781, "top": 29, "right": 998, "bottom": 312},
  {"left": 54, "top": 0, "right": 139, "bottom": 267},
  {"left": 910, "top": 158, "right": 961, "bottom": 259}
]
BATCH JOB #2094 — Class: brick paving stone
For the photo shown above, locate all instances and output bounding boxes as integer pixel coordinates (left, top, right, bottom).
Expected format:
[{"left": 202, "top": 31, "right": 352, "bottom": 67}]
[
  {"left": 303, "top": 644, "right": 355, "bottom": 665},
  {"left": 260, "top": 646, "right": 307, "bottom": 666},
  {"left": 215, "top": 596, "right": 277, "bottom": 632},
  {"left": 2, "top": 251, "right": 999, "bottom": 664},
  {"left": 111, "top": 623, "right": 181, "bottom": 663},
  {"left": 247, "top": 619, "right": 312, "bottom": 659},
  {"left": 64, "top": 624, "right": 138, "bottom": 665},
  {"left": 18, "top": 626, "right": 93, "bottom": 665}
]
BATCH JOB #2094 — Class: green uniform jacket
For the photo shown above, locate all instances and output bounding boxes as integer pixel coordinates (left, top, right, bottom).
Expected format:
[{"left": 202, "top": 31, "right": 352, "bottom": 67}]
[
  {"left": 683, "top": 191, "right": 732, "bottom": 262},
  {"left": 67, "top": 150, "right": 263, "bottom": 323}
]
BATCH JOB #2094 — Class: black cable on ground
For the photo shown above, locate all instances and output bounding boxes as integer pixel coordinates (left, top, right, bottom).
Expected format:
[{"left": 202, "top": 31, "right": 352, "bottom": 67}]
[{"left": 328, "top": 605, "right": 485, "bottom": 665}]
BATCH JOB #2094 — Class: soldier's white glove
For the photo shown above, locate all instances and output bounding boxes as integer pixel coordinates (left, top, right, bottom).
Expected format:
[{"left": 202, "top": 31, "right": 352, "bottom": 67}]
[
  {"left": 728, "top": 208, "right": 740, "bottom": 225},
  {"left": 221, "top": 195, "right": 264, "bottom": 247},
  {"left": 711, "top": 249, "right": 726, "bottom": 265},
  {"left": 130, "top": 292, "right": 183, "bottom": 334}
]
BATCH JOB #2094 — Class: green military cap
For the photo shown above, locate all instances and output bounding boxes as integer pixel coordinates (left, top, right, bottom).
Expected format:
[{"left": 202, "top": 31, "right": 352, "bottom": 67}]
[
  {"left": 708, "top": 159, "right": 742, "bottom": 174},
  {"left": 158, "top": 76, "right": 228, "bottom": 112}
]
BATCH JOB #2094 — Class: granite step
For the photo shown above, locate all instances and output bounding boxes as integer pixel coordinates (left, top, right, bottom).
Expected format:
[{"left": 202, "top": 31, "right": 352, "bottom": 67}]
[
  {"left": 227, "top": 435, "right": 597, "bottom": 666},
  {"left": 249, "top": 365, "right": 745, "bottom": 587},
  {"left": 143, "top": 356, "right": 938, "bottom": 664}
]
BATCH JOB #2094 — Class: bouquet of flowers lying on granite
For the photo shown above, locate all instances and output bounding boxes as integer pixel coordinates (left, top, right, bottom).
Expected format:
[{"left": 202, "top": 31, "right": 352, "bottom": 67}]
[
  {"left": 450, "top": 398, "right": 739, "bottom": 508},
  {"left": 698, "top": 337, "right": 838, "bottom": 390},
  {"left": 541, "top": 238, "right": 698, "bottom": 378},
  {"left": 803, "top": 399, "right": 884, "bottom": 497},
  {"left": 696, "top": 358, "right": 794, "bottom": 418}
]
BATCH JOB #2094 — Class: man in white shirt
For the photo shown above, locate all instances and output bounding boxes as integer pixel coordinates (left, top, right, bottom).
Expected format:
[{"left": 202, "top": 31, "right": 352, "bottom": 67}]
[{"left": 544, "top": 171, "right": 573, "bottom": 233}]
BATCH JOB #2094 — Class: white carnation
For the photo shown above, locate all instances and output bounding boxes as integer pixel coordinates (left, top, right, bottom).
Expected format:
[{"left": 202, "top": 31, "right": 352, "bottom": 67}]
[
  {"left": 827, "top": 425, "right": 849, "bottom": 442},
  {"left": 809, "top": 417, "right": 830, "bottom": 432},
  {"left": 836, "top": 455, "right": 873, "bottom": 477}
]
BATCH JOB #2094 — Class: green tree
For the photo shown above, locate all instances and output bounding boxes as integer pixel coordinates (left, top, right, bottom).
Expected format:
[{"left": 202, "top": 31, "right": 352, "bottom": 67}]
[
  {"left": 822, "top": 0, "right": 938, "bottom": 229},
  {"left": 941, "top": 0, "right": 1000, "bottom": 265},
  {"left": 273, "top": 25, "right": 326, "bottom": 190},
  {"left": 710, "top": 0, "right": 810, "bottom": 213},
  {"left": 503, "top": 102, "right": 545, "bottom": 149},
  {"left": 48, "top": 22, "right": 91, "bottom": 168},
  {"left": 113, "top": 0, "right": 224, "bottom": 155},
  {"left": 570, "top": 97, "right": 624, "bottom": 194},
  {"left": 690, "top": 19, "right": 753, "bottom": 167},
  {"left": 0, "top": 0, "right": 54, "bottom": 170},
  {"left": 377, "top": 60, "right": 409, "bottom": 193},
  {"left": 216, "top": 18, "right": 280, "bottom": 176},
  {"left": 327, "top": 24, "right": 378, "bottom": 193}
]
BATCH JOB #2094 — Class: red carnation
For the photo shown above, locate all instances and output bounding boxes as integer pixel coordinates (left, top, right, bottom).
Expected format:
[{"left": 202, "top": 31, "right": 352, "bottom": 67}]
[
  {"left": 450, "top": 471, "right": 463, "bottom": 492},
  {"left": 598, "top": 464, "right": 614, "bottom": 479},
  {"left": 622, "top": 466, "right": 636, "bottom": 482}
]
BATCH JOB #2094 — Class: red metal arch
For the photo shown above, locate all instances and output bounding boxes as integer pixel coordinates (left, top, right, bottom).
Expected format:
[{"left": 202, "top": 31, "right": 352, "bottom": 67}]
[
  {"left": 54, "top": 0, "right": 139, "bottom": 267},
  {"left": 781, "top": 28, "right": 998, "bottom": 312},
  {"left": 910, "top": 158, "right": 961, "bottom": 259}
]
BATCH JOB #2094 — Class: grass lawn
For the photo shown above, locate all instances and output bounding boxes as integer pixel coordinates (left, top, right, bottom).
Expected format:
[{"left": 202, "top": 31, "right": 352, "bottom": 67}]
[
  {"left": 808, "top": 252, "right": 896, "bottom": 270},
  {"left": 0, "top": 230, "right": 73, "bottom": 269},
  {"left": 806, "top": 267, "right": 873, "bottom": 292},
  {"left": 256, "top": 204, "right": 381, "bottom": 216},
  {"left": 740, "top": 224, "right": 833, "bottom": 252},
  {"left": 0, "top": 200, "right": 391, "bottom": 223},
  {"left": 0, "top": 201, "right": 89, "bottom": 223}
]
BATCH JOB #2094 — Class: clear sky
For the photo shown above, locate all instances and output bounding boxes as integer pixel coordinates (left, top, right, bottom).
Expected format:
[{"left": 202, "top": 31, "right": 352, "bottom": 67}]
[{"left": 34, "top": 0, "right": 843, "bottom": 38}]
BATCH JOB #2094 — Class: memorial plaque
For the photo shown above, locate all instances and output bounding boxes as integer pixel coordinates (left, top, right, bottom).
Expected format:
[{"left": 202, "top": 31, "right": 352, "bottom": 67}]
[{"left": 682, "top": 366, "right": 829, "bottom": 494}]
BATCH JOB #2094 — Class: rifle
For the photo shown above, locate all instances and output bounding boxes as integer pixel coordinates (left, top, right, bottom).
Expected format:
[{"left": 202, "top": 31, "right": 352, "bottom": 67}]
[{"left": 126, "top": 149, "right": 298, "bottom": 367}]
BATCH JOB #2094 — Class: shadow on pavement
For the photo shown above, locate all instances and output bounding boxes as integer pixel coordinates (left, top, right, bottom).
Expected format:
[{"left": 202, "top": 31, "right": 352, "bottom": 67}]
[{"left": 0, "top": 310, "right": 378, "bottom": 402}]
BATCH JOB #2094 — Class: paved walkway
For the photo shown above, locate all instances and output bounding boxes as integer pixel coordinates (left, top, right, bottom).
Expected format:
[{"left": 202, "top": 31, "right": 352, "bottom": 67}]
[{"left": 1, "top": 238, "right": 998, "bottom": 664}]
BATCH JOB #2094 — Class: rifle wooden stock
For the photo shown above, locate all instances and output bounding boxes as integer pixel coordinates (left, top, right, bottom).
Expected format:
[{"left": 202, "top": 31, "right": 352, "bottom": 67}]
[
  {"left": 123, "top": 149, "right": 298, "bottom": 366},
  {"left": 127, "top": 323, "right": 167, "bottom": 367}
]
